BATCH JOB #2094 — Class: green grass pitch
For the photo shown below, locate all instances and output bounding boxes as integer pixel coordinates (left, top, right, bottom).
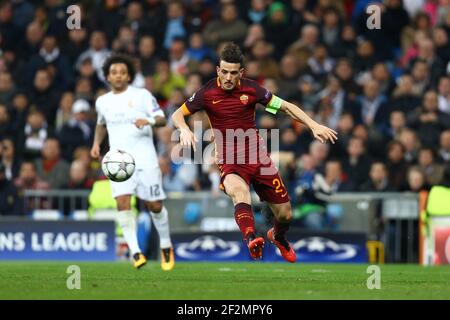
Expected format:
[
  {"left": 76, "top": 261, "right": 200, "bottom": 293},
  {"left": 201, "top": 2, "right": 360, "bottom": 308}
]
[{"left": 1, "top": 261, "right": 449, "bottom": 300}]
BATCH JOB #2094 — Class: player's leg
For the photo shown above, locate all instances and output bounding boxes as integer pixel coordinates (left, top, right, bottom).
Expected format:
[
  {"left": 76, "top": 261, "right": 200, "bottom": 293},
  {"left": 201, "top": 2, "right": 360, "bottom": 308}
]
[
  {"left": 145, "top": 200, "right": 174, "bottom": 271},
  {"left": 267, "top": 201, "right": 297, "bottom": 263},
  {"left": 222, "top": 173, "right": 264, "bottom": 259},
  {"left": 115, "top": 194, "right": 147, "bottom": 268},
  {"left": 136, "top": 166, "right": 174, "bottom": 270},
  {"left": 251, "top": 164, "right": 296, "bottom": 262}
]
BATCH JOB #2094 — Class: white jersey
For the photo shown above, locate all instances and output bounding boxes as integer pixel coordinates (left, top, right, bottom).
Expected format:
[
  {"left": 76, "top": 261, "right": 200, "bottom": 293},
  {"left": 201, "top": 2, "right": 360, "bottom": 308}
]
[{"left": 95, "top": 86, "right": 164, "bottom": 170}]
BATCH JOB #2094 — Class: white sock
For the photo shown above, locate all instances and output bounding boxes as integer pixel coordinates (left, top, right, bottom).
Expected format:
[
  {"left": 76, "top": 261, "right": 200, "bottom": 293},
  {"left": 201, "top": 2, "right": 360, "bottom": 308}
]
[
  {"left": 117, "top": 210, "right": 141, "bottom": 255},
  {"left": 150, "top": 206, "right": 172, "bottom": 249}
]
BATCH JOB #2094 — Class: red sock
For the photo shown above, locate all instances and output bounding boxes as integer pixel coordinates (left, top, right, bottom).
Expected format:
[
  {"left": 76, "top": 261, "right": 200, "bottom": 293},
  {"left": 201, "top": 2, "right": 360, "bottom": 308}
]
[
  {"left": 273, "top": 218, "right": 290, "bottom": 239},
  {"left": 234, "top": 203, "right": 255, "bottom": 239}
]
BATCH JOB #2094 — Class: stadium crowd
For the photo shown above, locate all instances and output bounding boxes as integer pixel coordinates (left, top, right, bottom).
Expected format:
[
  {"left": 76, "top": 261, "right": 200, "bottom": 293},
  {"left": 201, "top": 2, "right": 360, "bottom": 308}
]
[{"left": 0, "top": 0, "right": 450, "bottom": 221}]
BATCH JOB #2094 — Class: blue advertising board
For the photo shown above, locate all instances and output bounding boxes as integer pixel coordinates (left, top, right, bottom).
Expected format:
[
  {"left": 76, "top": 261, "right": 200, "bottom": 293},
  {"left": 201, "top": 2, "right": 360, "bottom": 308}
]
[
  {"left": 0, "top": 220, "right": 116, "bottom": 261},
  {"left": 172, "top": 231, "right": 368, "bottom": 263}
]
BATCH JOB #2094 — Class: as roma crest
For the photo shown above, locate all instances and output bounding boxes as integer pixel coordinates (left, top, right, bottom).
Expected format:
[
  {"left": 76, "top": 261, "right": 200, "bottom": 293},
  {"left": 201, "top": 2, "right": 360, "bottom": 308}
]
[{"left": 240, "top": 94, "right": 249, "bottom": 105}]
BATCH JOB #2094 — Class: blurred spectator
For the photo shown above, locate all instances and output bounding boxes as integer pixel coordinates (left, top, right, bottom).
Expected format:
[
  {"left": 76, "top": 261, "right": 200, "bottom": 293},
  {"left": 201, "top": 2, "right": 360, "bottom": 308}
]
[
  {"left": 292, "top": 153, "right": 330, "bottom": 229},
  {"left": 62, "top": 160, "right": 94, "bottom": 190},
  {"left": 406, "top": 167, "right": 430, "bottom": 192},
  {"left": 89, "top": 0, "right": 123, "bottom": 44},
  {"left": 203, "top": 3, "right": 248, "bottom": 48},
  {"left": 164, "top": 0, "right": 187, "bottom": 50},
  {"left": 288, "top": 24, "right": 319, "bottom": 73},
  {"left": 62, "top": 28, "right": 89, "bottom": 66},
  {"left": 407, "top": 90, "right": 450, "bottom": 148},
  {"left": 416, "top": 147, "right": 445, "bottom": 185},
  {"left": 249, "top": 39, "right": 279, "bottom": 79},
  {"left": 0, "top": 104, "right": 13, "bottom": 138},
  {"left": 307, "top": 44, "right": 335, "bottom": 81},
  {"left": 390, "top": 74, "right": 422, "bottom": 113},
  {"left": 334, "top": 24, "right": 357, "bottom": 59},
  {"left": 320, "top": 6, "right": 342, "bottom": 56},
  {"left": 432, "top": 27, "right": 450, "bottom": 67},
  {"left": 401, "top": 11, "right": 431, "bottom": 54},
  {"left": 55, "top": 92, "right": 75, "bottom": 132},
  {"left": 342, "top": 136, "right": 371, "bottom": 190},
  {"left": 9, "top": 91, "right": 30, "bottom": 134},
  {"left": 354, "top": 79, "right": 389, "bottom": 129},
  {"left": 60, "top": 160, "right": 94, "bottom": 216},
  {"left": 439, "top": 129, "right": 450, "bottom": 163},
  {"left": 17, "top": 20, "right": 44, "bottom": 63},
  {"left": 139, "top": 36, "right": 159, "bottom": 76},
  {"left": 0, "top": 72, "right": 15, "bottom": 105},
  {"left": 324, "top": 159, "right": 353, "bottom": 192},
  {"left": 58, "top": 99, "right": 95, "bottom": 162},
  {"left": 169, "top": 38, "right": 199, "bottom": 76},
  {"left": 124, "top": 1, "right": 151, "bottom": 38},
  {"left": 360, "top": 162, "right": 395, "bottom": 192},
  {"left": 24, "top": 34, "right": 73, "bottom": 91},
  {"left": 385, "top": 110, "right": 407, "bottom": 141},
  {"left": 0, "top": 163, "right": 23, "bottom": 215},
  {"left": 243, "top": 23, "right": 265, "bottom": 53},
  {"left": 152, "top": 59, "right": 186, "bottom": 101},
  {"left": 20, "top": 110, "right": 52, "bottom": 161},
  {"left": 408, "top": 37, "right": 445, "bottom": 88},
  {"left": 245, "top": 0, "right": 267, "bottom": 24},
  {"left": 334, "top": 58, "right": 361, "bottom": 100},
  {"left": 27, "top": 68, "right": 60, "bottom": 126},
  {"left": 277, "top": 54, "right": 301, "bottom": 100},
  {"left": 111, "top": 24, "right": 137, "bottom": 56},
  {"left": 398, "top": 128, "right": 420, "bottom": 164},
  {"left": 0, "top": 1, "right": 22, "bottom": 52},
  {"left": 410, "top": 59, "right": 431, "bottom": 95},
  {"left": 371, "top": 63, "right": 395, "bottom": 96},
  {"left": 76, "top": 30, "right": 111, "bottom": 82},
  {"left": 262, "top": 1, "right": 290, "bottom": 60},
  {"left": 315, "top": 75, "right": 353, "bottom": 129},
  {"left": 386, "top": 140, "right": 408, "bottom": 190},
  {"left": 34, "top": 137, "right": 69, "bottom": 189},
  {"left": 159, "top": 153, "right": 199, "bottom": 192},
  {"left": 309, "top": 140, "right": 329, "bottom": 173},
  {"left": 1, "top": 137, "right": 20, "bottom": 181},
  {"left": 437, "top": 75, "right": 450, "bottom": 114},
  {"left": 353, "top": 39, "right": 377, "bottom": 76},
  {"left": 14, "top": 161, "right": 50, "bottom": 212},
  {"left": 187, "top": 32, "right": 216, "bottom": 62}
]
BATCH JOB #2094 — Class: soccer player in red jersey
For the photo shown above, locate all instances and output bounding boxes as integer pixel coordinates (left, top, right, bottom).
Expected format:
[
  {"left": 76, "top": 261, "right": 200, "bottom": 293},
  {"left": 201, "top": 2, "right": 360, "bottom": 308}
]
[{"left": 172, "top": 43, "right": 337, "bottom": 262}]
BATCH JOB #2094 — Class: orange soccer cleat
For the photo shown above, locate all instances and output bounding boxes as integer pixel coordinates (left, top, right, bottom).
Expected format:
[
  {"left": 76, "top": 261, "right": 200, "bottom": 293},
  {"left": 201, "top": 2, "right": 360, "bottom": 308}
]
[
  {"left": 247, "top": 236, "right": 265, "bottom": 260},
  {"left": 267, "top": 228, "right": 296, "bottom": 263}
]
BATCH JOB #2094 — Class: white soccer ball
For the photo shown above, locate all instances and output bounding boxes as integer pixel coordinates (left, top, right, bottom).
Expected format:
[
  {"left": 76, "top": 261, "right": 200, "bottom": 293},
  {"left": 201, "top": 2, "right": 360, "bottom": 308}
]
[{"left": 101, "top": 149, "right": 135, "bottom": 182}]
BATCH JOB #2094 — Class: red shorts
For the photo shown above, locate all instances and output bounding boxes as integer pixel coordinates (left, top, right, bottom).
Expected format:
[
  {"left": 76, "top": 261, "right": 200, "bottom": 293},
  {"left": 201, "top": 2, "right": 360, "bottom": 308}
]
[{"left": 217, "top": 161, "right": 290, "bottom": 204}]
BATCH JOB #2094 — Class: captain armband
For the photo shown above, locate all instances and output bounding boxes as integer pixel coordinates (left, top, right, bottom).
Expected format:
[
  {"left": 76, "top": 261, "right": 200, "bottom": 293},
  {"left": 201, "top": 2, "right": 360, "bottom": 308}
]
[{"left": 265, "top": 95, "right": 283, "bottom": 114}]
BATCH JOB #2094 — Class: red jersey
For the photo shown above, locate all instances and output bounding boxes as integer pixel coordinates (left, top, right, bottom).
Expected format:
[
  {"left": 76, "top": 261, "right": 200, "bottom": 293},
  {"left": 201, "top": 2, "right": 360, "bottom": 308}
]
[{"left": 182, "top": 77, "right": 273, "bottom": 165}]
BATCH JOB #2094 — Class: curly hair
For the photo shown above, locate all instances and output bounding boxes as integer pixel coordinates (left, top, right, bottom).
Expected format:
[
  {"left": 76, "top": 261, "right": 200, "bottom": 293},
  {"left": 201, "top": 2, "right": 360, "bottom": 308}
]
[{"left": 102, "top": 54, "right": 136, "bottom": 83}]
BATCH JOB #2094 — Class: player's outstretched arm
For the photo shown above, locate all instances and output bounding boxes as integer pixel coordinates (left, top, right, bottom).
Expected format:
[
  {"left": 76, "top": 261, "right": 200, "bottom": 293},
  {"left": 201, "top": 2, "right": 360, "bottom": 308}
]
[
  {"left": 279, "top": 100, "right": 338, "bottom": 144},
  {"left": 90, "top": 124, "right": 107, "bottom": 159},
  {"left": 171, "top": 107, "right": 198, "bottom": 151},
  {"left": 134, "top": 116, "right": 166, "bottom": 128}
]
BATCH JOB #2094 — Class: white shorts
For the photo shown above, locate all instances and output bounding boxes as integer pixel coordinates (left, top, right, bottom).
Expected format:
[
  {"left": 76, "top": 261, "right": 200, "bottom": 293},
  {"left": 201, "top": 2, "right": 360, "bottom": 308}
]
[{"left": 109, "top": 166, "right": 166, "bottom": 202}]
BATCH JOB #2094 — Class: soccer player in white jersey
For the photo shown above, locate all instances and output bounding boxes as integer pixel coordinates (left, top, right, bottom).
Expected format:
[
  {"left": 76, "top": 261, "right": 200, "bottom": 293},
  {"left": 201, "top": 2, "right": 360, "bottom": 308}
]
[{"left": 90, "top": 54, "right": 174, "bottom": 270}]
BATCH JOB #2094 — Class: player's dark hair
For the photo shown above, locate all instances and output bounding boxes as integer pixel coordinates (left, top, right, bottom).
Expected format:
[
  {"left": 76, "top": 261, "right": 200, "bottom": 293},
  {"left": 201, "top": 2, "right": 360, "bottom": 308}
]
[
  {"left": 102, "top": 54, "right": 136, "bottom": 83},
  {"left": 219, "top": 42, "right": 244, "bottom": 67}
]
